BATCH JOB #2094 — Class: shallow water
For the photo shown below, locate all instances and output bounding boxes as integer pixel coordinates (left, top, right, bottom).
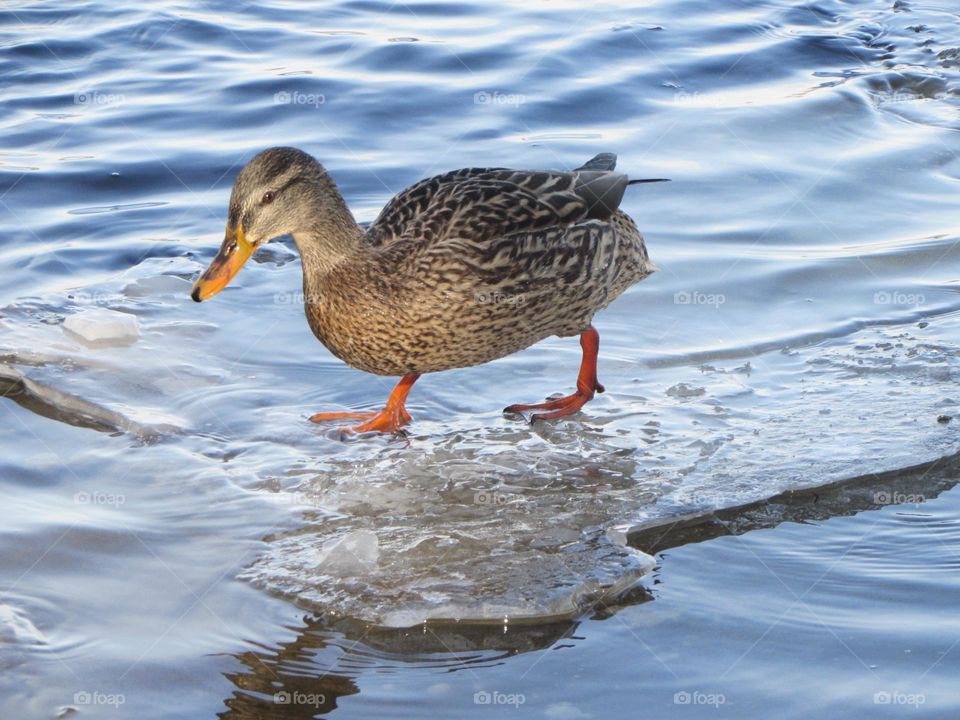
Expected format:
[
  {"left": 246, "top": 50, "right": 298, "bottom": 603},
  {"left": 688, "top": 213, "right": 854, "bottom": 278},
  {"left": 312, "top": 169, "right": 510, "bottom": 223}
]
[{"left": 2, "top": 0, "right": 960, "bottom": 717}]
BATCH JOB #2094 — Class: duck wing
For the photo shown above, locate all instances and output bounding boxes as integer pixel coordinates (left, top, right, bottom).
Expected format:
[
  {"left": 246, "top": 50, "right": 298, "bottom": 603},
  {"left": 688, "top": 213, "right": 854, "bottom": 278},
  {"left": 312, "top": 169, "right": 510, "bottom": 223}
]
[
  {"left": 367, "top": 155, "right": 630, "bottom": 250},
  {"left": 366, "top": 167, "right": 504, "bottom": 246}
]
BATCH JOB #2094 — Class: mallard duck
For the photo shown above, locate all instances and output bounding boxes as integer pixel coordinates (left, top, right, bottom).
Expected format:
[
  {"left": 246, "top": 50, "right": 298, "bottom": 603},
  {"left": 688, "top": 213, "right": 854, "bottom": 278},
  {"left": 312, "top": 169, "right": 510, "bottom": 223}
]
[{"left": 190, "top": 147, "right": 665, "bottom": 433}]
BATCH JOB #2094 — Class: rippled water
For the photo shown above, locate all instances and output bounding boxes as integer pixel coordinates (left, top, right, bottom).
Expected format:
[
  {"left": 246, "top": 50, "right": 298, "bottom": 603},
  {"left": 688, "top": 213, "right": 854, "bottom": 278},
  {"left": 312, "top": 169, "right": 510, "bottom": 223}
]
[{"left": 2, "top": 0, "right": 960, "bottom": 717}]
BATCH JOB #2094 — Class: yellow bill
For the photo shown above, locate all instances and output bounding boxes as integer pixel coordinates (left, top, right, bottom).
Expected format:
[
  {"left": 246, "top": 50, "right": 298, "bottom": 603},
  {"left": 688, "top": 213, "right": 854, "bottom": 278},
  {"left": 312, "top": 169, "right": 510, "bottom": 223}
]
[{"left": 190, "top": 225, "right": 255, "bottom": 302}]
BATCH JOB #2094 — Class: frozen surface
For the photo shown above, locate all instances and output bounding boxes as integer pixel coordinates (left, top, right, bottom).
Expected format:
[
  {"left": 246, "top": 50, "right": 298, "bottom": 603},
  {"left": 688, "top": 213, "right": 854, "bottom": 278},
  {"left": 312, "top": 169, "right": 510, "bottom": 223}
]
[
  {"left": 0, "top": 604, "right": 45, "bottom": 646},
  {"left": 4, "top": 252, "right": 960, "bottom": 625},
  {"left": 62, "top": 308, "right": 140, "bottom": 347},
  {"left": 0, "top": 604, "right": 45, "bottom": 673},
  {"left": 315, "top": 529, "right": 380, "bottom": 576}
]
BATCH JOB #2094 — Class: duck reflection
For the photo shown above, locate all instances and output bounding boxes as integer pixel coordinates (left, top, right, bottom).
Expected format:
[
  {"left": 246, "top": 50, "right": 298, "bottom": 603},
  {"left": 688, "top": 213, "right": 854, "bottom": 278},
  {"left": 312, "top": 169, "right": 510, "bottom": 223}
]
[
  {"left": 219, "top": 628, "right": 358, "bottom": 718},
  {"left": 217, "top": 606, "right": 657, "bottom": 718}
]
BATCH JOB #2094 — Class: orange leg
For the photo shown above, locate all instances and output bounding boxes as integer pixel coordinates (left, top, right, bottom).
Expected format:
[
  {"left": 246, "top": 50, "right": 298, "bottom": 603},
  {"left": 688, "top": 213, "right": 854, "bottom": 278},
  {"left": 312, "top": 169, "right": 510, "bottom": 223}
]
[
  {"left": 309, "top": 374, "right": 419, "bottom": 434},
  {"left": 504, "top": 326, "right": 605, "bottom": 422}
]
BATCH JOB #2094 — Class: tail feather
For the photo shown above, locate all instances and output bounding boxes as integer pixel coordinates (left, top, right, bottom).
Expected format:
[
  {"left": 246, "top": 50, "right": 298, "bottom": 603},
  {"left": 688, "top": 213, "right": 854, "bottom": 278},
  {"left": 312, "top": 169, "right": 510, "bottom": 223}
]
[
  {"left": 574, "top": 170, "right": 629, "bottom": 220},
  {"left": 576, "top": 153, "right": 617, "bottom": 172},
  {"left": 627, "top": 177, "right": 671, "bottom": 185},
  {"left": 576, "top": 153, "right": 669, "bottom": 184}
]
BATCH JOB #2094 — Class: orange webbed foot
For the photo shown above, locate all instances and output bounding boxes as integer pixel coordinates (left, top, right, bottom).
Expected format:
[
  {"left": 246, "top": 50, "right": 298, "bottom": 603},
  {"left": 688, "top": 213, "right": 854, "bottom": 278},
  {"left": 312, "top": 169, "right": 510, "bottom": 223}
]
[
  {"left": 309, "top": 407, "right": 411, "bottom": 434},
  {"left": 504, "top": 385, "right": 602, "bottom": 423},
  {"left": 309, "top": 374, "right": 419, "bottom": 435},
  {"left": 503, "top": 326, "right": 605, "bottom": 424}
]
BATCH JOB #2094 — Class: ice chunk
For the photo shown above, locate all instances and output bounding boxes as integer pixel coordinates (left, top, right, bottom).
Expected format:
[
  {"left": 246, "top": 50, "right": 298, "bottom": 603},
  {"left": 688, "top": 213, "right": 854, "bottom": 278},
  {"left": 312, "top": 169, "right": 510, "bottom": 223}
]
[
  {"left": 63, "top": 308, "right": 140, "bottom": 347},
  {"left": 0, "top": 603, "right": 45, "bottom": 645},
  {"left": 315, "top": 530, "right": 379, "bottom": 575},
  {"left": 666, "top": 382, "right": 706, "bottom": 398}
]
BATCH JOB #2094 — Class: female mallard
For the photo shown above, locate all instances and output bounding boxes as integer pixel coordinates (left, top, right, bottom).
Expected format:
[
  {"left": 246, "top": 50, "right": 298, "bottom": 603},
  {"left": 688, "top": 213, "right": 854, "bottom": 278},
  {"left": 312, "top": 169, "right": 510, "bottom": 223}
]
[{"left": 191, "top": 147, "right": 664, "bottom": 434}]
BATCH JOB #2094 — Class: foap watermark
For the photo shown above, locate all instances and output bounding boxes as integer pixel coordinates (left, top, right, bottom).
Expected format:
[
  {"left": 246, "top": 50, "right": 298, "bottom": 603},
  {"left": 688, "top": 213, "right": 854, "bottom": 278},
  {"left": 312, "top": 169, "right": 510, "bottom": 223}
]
[
  {"left": 274, "top": 291, "right": 309, "bottom": 305},
  {"left": 275, "top": 290, "right": 476, "bottom": 307},
  {"left": 874, "top": 690, "right": 925, "bottom": 707},
  {"left": 274, "top": 691, "right": 326, "bottom": 708},
  {"left": 876, "top": 92, "right": 941, "bottom": 106},
  {"left": 874, "top": 290, "right": 924, "bottom": 306},
  {"left": 473, "top": 691, "right": 526, "bottom": 708},
  {"left": 74, "top": 491, "right": 125, "bottom": 508},
  {"left": 73, "top": 691, "right": 125, "bottom": 708},
  {"left": 475, "top": 291, "right": 526, "bottom": 306},
  {"left": 873, "top": 490, "right": 925, "bottom": 506},
  {"left": 274, "top": 90, "right": 325, "bottom": 108},
  {"left": 74, "top": 90, "right": 125, "bottom": 107},
  {"left": 474, "top": 91, "right": 526, "bottom": 107},
  {"left": 263, "top": 489, "right": 325, "bottom": 509},
  {"left": 286, "top": 490, "right": 326, "bottom": 508},
  {"left": 473, "top": 490, "right": 513, "bottom": 507},
  {"left": 66, "top": 291, "right": 125, "bottom": 304},
  {"left": 674, "top": 290, "right": 725, "bottom": 308},
  {"left": 674, "top": 690, "right": 726, "bottom": 707}
]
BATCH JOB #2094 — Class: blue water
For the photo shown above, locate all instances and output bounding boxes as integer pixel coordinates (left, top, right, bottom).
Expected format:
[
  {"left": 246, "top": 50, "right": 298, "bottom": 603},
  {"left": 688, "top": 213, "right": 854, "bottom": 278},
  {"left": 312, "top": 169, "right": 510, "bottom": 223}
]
[{"left": 2, "top": 0, "right": 960, "bottom": 717}]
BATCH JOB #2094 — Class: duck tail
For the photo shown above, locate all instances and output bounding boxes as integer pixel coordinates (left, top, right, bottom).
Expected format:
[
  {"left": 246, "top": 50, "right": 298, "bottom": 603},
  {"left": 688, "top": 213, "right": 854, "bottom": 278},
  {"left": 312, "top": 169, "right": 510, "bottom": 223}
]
[
  {"left": 576, "top": 153, "right": 618, "bottom": 172},
  {"left": 576, "top": 154, "right": 669, "bottom": 184},
  {"left": 627, "top": 177, "right": 671, "bottom": 185}
]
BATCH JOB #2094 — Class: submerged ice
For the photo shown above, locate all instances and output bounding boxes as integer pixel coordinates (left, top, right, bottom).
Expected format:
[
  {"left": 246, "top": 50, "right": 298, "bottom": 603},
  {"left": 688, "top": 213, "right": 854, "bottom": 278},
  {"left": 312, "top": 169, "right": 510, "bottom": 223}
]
[
  {"left": 315, "top": 529, "right": 380, "bottom": 575},
  {"left": 63, "top": 308, "right": 140, "bottom": 347}
]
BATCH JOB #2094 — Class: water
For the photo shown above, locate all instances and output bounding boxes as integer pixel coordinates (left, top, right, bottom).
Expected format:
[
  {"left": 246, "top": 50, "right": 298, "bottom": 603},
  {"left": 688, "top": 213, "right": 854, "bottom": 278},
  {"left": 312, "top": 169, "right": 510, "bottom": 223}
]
[{"left": 2, "top": 0, "right": 960, "bottom": 716}]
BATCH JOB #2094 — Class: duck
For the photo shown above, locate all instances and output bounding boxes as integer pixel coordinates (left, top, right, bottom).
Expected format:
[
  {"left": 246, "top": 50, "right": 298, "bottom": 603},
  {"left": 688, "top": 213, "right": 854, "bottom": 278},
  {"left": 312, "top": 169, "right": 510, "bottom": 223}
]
[{"left": 190, "top": 147, "right": 665, "bottom": 434}]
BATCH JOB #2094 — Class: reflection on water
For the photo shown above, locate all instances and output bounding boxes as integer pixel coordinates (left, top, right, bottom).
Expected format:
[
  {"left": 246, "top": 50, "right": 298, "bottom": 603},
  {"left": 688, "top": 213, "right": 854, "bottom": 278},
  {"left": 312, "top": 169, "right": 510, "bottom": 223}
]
[
  {"left": 219, "top": 616, "right": 583, "bottom": 718},
  {"left": 222, "top": 630, "right": 360, "bottom": 719},
  {"left": 3, "top": 0, "right": 960, "bottom": 717}
]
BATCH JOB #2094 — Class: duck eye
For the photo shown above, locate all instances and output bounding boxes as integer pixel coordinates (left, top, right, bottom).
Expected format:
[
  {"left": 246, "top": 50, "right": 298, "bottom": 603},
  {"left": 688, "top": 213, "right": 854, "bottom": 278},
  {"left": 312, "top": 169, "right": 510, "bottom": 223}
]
[{"left": 261, "top": 191, "right": 276, "bottom": 205}]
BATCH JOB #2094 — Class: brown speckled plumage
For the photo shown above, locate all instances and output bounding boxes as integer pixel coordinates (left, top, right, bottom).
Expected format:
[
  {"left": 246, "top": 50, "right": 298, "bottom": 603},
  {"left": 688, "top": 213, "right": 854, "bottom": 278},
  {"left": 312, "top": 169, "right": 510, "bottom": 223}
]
[{"left": 218, "top": 147, "right": 658, "bottom": 376}]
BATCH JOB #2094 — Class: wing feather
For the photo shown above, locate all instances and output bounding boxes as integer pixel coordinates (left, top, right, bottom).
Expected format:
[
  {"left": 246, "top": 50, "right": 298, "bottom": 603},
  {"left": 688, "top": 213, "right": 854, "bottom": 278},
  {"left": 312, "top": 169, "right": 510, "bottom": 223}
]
[{"left": 367, "top": 166, "right": 629, "bottom": 250}]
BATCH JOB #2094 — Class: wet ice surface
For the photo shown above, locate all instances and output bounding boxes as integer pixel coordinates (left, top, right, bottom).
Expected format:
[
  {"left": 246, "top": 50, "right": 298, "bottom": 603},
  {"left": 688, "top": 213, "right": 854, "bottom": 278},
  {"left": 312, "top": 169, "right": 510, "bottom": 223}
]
[
  {"left": 0, "top": 603, "right": 46, "bottom": 672},
  {"left": 4, "top": 250, "right": 960, "bottom": 625},
  {"left": 62, "top": 308, "right": 140, "bottom": 347}
]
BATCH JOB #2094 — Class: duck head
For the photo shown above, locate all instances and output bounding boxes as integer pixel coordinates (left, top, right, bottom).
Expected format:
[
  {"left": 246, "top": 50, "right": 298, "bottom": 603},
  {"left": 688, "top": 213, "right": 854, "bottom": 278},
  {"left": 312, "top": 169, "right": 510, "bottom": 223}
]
[{"left": 191, "top": 146, "right": 338, "bottom": 302}]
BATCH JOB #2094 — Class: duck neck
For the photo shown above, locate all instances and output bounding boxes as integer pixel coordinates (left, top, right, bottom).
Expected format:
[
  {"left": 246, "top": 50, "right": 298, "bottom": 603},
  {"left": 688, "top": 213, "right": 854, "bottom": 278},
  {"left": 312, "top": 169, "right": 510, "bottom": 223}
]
[{"left": 290, "top": 174, "right": 368, "bottom": 296}]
